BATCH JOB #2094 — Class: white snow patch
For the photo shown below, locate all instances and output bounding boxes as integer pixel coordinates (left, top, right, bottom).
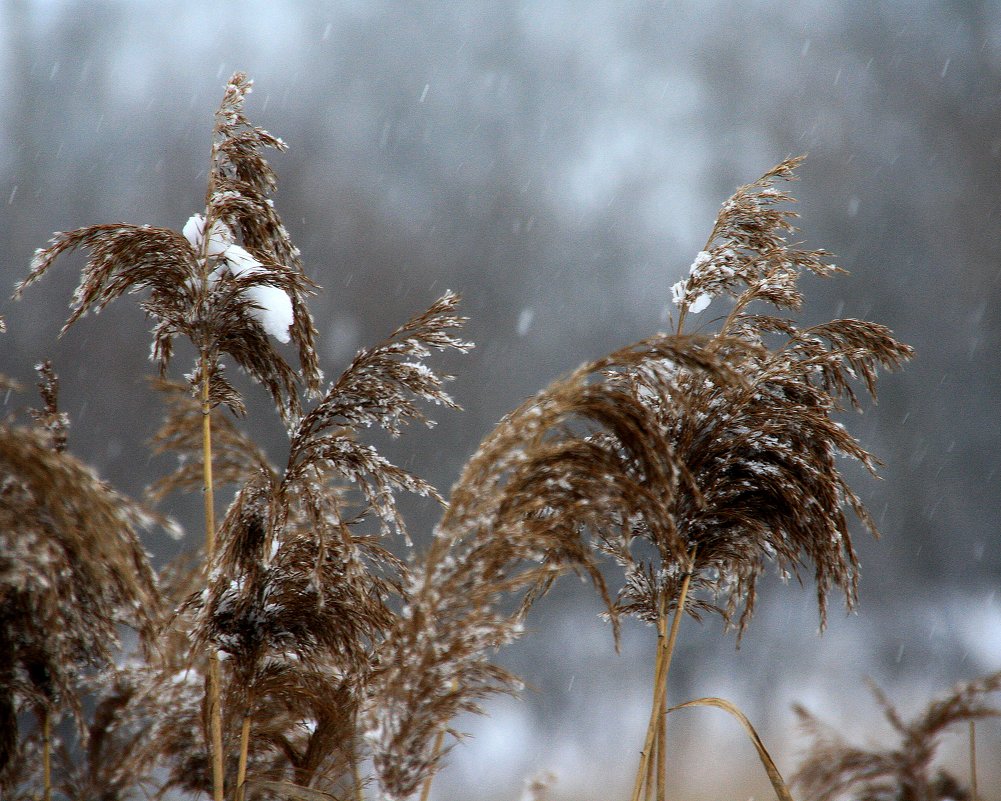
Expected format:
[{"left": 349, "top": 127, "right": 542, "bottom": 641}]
[
  {"left": 182, "top": 213, "right": 294, "bottom": 343},
  {"left": 183, "top": 213, "right": 232, "bottom": 256},
  {"left": 689, "top": 249, "right": 712, "bottom": 275},
  {"left": 224, "top": 245, "right": 295, "bottom": 343},
  {"left": 670, "top": 280, "right": 687, "bottom": 307},
  {"left": 688, "top": 293, "right": 712, "bottom": 314}
]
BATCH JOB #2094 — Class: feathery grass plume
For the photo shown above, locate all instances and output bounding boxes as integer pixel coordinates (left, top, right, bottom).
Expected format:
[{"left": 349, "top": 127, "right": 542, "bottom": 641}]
[
  {"left": 635, "top": 157, "right": 909, "bottom": 800},
  {"left": 365, "top": 334, "right": 742, "bottom": 800},
  {"left": 204, "top": 73, "right": 322, "bottom": 398},
  {"left": 49, "top": 668, "right": 159, "bottom": 801},
  {"left": 118, "top": 555, "right": 221, "bottom": 799},
  {"left": 646, "top": 157, "right": 913, "bottom": 635},
  {"left": 367, "top": 158, "right": 911, "bottom": 801},
  {"left": 145, "top": 378, "right": 274, "bottom": 505},
  {"left": 158, "top": 293, "right": 469, "bottom": 797},
  {"left": 0, "top": 366, "right": 167, "bottom": 791},
  {"left": 28, "top": 361, "right": 68, "bottom": 453},
  {"left": 793, "top": 671, "right": 1001, "bottom": 801},
  {"left": 14, "top": 72, "right": 320, "bottom": 422},
  {"left": 15, "top": 73, "right": 322, "bottom": 801}
]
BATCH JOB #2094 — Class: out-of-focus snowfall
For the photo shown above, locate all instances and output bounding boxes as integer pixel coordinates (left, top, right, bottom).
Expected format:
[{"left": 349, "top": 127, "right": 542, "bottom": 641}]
[{"left": 2, "top": 1, "right": 1000, "bottom": 798}]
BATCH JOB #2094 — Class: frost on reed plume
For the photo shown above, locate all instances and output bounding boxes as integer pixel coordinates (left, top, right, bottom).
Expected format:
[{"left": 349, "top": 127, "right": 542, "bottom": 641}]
[
  {"left": 793, "top": 671, "right": 1001, "bottom": 801},
  {"left": 366, "top": 158, "right": 912, "bottom": 801}
]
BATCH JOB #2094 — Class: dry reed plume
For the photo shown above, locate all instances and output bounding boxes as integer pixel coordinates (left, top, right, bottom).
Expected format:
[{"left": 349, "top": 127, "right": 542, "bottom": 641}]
[
  {"left": 14, "top": 72, "right": 471, "bottom": 800},
  {"left": 365, "top": 158, "right": 912, "bottom": 801},
  {"left": 178, "top": 292, "right": 469, "bottom": 799},
  {"left": 15, "top": 72, "right": 321, "bottom": 421},
  {"left": 14, "top": 71, "right": 328, "bottom": 801},
  {"left": 0, "top": 364, "right": 169, "bottom": 797},
  {"left": 793, "top": 671, "right": 1001, "bottom": 801}
]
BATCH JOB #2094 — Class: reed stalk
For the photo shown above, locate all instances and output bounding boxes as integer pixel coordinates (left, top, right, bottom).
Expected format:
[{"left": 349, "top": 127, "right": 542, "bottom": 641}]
[
  {"left": 352, "top": 744, "right": 364, "bottom": 801},
  {"left": 235, "top": 709, "right": 252, "bottom": 801},
  {"left": 629, "top": 549, "right": 696, "bottom": 801},
  {"left": 200, "top": 350, "right": 225, "bottom": 801},
  {"left": 644, "top": 599, "right": 668, "bottom": 801},
  {"left": 418, "top": 728, "right": 447, "bottom": 801},
  {"left": 656, "top": 702, "right": 666, "bottom": 801},
  {"left": 643, "top": 736, "right": 656, "bottom": 801}
]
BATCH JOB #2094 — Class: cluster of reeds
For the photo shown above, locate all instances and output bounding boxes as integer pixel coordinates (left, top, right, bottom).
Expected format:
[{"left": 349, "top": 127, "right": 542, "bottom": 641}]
[
  {"left": 1, "top": 73, "right": 923, "bottom": 801},
  {"left": 371, "top": 157, "right": 913, "bottom": 801},
  {"left": 793, "top": 671, "right": 1001, "bottom": 801}
]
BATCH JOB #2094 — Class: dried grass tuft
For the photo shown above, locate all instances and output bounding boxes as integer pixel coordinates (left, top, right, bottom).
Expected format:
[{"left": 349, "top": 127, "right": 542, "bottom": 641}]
[
  {"left": 0, "top": 369, "right": 166, "bottom": 789},
  {"left": 793, "top": 671, "right": 1001, "bottom": 801}
]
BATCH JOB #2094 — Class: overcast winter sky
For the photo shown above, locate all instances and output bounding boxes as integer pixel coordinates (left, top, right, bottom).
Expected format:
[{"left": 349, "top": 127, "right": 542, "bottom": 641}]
[{"left": 3, "top": 2, "right": 1001, "bottom": 798}]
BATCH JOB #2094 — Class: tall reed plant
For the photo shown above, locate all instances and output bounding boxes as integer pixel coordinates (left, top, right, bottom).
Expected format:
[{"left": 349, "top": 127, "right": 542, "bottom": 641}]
[{"left": 372, "top": 158, "right": 913, "bottom": 801}]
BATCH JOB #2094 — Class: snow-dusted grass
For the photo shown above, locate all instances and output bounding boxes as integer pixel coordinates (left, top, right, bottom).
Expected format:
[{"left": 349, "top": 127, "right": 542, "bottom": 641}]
[{"left": 5, "top": 71, "right": 990, "bottom": 801}]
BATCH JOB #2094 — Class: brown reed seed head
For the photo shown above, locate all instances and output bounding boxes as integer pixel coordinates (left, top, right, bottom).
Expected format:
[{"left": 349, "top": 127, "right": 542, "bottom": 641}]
[
  {"left": 44, "top": 668, "right": 163, "bottom": 801},
  {"left": 444, "top": 155, "right": 912, "bottom": 640},
  {"left": 29, "top": 361, "right": 69, "bottom": 453},
  {"left": 0, "top": 389, "right": 167, "bottom": 784},
  {"left": 145, "top": 377, "right": 275, "bottom": 505},
  {"left": 14, "top": 72, "right": 321, "bottom": 424},
  {"left": 365, "top": 158, "right": 911, "bottom": 800},
  {"left": 364, "top": 335, "right": 739, "bottom": 798},
  {"left": 656, "top": 156, "right": 912, "bottom": 634},
  {"left": 144, "top": 292, "right": 469, "bottom": 794},
  {"left": 793, "top": 671, "right": 1001, "bottom": 801}
]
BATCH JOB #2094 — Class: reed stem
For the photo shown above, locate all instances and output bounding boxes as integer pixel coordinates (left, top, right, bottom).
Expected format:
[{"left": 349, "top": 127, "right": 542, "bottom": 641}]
[
  {"left": 656, "top": 700, "right": 666, "bottom": 801},
  {"left": 353, "top": 747, "right": 364, "bottom": 801},
  {"left": 201, "top": 353, "right": 217, "bottom": 557},
  {"left": 201, "top": 351, "right": 225, "bottom": 801},
  {"left": 418, "top": 726, "right": 447, "bottom": 801},
  {"left": 643, "top": 733, "right": 656, "bottom": 801},
  {"left": 645, "top": 597, "right": 669, "bottom": 801},
  {"left": 629, "top": 548, "right": 697, "bottom": 801},
  {"left": 969, "top": 720, "right": 978, "bottom": 801},
  {"left": 235, "top": 711, "right": 251, "bottom": 801}
]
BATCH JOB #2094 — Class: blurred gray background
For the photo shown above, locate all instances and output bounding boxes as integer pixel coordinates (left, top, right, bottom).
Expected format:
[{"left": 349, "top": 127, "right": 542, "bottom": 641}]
[{"left": 2, "top": 1, "right": 1000, "bottom": 798}]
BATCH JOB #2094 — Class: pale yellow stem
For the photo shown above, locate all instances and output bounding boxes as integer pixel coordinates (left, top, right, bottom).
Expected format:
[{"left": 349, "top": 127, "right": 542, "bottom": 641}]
[
  {"left": 629, "top": 550, "right": 696, "bottom": 801},
  {"left": 353, "top": 751, "right": 364, "bottom": 801},
  {"left": 969, "top": 720, "right": 978, "bottom": 801},
  {"left": 643, "top": 732, "right": 656, "bottom": 801},
  {"left": 656, "top": 701, "right": 666, "bottom": 801},
  {"left": 201, "top": 353, "right": 216, "bottom": 557},
  {"left": 418, "top": 727, "right": 447, "bottom": 801},
  {"left": 645, "top": 598, "right": 669, "bottom": 801},
  {"left": 235, "top": 712, "right": 251, "bottom": 801},
  {"left": 201, "top": 352, "right": 225, "bottom": 801}
]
